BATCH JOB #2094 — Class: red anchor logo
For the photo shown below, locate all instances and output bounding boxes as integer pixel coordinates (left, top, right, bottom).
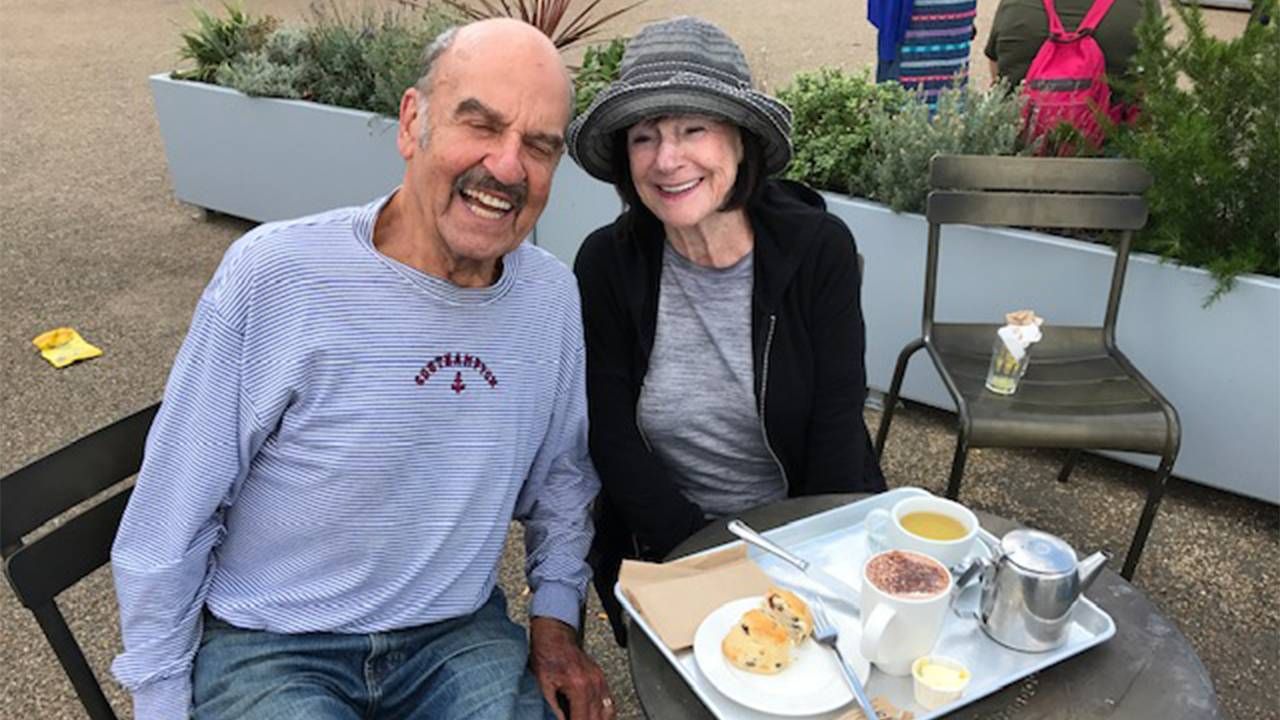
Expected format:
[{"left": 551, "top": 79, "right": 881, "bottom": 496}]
[{"left": 450, "top": 371, "right": 466, "bottom": 394}]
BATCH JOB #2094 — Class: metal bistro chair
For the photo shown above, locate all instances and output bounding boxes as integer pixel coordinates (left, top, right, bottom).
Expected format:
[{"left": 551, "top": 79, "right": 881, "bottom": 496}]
[
  {"left": 2, "top": 403, "right": 160, "bottom": 720},
  {"left": 874, "top": 155, "right": 1180, "bottom": 581}
]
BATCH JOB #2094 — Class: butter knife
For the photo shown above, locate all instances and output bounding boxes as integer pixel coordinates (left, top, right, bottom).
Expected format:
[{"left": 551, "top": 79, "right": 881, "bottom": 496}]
[{"left": 727, "top": 519, "right": 862, "bottom": 609}]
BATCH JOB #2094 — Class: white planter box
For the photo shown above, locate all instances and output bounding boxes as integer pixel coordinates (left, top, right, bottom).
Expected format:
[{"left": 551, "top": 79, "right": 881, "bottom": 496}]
[
  {"left": 533, "top": 160, "right": 622, "bottom": 265},
  {"left": 1178, "top": 0, "right": 1252, "bottom": 9},
  {"left": 150, "top": 74, "right": 403, "bottom": 222}
]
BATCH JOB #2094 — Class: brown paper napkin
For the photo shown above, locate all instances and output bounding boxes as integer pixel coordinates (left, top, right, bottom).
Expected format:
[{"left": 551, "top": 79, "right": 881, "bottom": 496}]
[{"left": 618, "top": 544, "right": 774, "bottom": 651}]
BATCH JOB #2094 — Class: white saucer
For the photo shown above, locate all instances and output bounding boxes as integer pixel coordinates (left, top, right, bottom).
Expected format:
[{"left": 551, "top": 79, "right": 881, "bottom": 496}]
[{"left": 692, "top": 596, "right": 870, "bottom": 717}]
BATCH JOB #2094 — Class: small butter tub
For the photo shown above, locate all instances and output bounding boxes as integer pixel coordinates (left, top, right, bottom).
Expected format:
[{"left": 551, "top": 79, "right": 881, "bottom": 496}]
[{"left": 912, "top": 654, "right": 971, "bottom": 710}]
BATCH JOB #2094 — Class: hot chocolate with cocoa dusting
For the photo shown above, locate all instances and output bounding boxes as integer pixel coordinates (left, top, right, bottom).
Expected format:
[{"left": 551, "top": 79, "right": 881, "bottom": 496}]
[{"left": 866, "top": 550, "right": 949, "bottom": 598}]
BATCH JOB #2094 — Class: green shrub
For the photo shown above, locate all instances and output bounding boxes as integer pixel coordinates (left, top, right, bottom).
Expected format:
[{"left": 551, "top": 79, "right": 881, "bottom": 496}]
[
  {"left": 179, "top": 3, "right": 631, "bottom": 121},
  {"left": 298, "top": 3, "right": 457, "bottom": 116},
  {"left": 779, "top": 69, "right": 908, "bottom": 197},
  {"left": 365, "top": 9, "right": 457, "bottom": 115},
  {"left": 174, "top": 2, "right": 457, "bottom": 115},
  {"left": 859, "top": 84, "right": 1023, "bottom": 213},
  {"left": 175, "top": 2, "right": 278, "bottom": 83},
  {"left": 574, "top": 38, "right": 626, "bottom": 116},
  {"left": 1114, "top": 0, "right": 1280, "bottom": 300},
  {"left": 215, "top": 27, "right": 307, "bottom": 99},
  {"left": 779, "top": 71, "right": 1022, "bottom": 212}
]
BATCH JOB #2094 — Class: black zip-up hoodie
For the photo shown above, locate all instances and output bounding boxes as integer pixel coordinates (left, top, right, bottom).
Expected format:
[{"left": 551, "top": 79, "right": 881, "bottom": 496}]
[{"left": 574, "top": 178, "right": 886, "bottom": 643}]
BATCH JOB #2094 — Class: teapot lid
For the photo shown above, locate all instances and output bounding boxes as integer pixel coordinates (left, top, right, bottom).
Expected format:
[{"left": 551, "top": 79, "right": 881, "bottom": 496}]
[{"left": 1001, "top": 529, "right": 1077, "bottom": 574}]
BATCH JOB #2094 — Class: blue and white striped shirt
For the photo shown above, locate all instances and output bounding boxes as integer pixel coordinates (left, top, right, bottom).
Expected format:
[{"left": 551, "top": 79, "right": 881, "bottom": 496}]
[{"left": 110, "top": 195, "right": 599, "bottom": 718}]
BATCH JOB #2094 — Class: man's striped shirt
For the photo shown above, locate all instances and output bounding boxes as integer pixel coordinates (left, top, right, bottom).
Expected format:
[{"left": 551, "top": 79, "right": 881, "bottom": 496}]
[{"left": 110, "top": 194, "right": 599, "bottom": 718}]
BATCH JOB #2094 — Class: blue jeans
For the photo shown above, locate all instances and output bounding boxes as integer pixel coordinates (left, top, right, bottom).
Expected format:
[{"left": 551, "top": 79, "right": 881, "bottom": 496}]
[{"left": 191, "top": 589, "right": 553, "bottom": 719}]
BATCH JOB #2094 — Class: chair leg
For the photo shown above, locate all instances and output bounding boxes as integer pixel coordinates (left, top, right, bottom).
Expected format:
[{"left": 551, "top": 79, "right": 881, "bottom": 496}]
[
  {"left": 944, "top": 437, "right": 970, "bottom": 501},
  {"left": 1120, "top": 453, "right": 1175, "bottom": 581},
  {"left": 1058, "top": 449, "right": 1081, "bottom": 484},
  {"left": 875, "top": 339, "right": 925, "bottom": 458},
  {"left": 33, "top": 603, "right": 117, "bottom": 720}
]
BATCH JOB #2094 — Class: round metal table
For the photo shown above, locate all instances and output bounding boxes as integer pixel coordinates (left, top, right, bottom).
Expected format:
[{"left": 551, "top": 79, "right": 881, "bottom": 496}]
[{"left": 627, "top": 494, "right": 1220, "bottom": 719}]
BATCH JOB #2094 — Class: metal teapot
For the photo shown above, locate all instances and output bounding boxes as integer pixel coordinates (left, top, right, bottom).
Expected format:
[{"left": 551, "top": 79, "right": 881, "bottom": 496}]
[{"left": 957, "top": 529, "right": 1109, "bottom": 652}]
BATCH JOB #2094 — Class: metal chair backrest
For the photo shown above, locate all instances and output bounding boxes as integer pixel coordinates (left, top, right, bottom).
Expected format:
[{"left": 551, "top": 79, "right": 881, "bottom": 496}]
[
  {"left": 922, "top": 154, "right": 1152, "bottom": 343},
  {"left": 2, "top": 402, "right": 160, "bottom": 720}
]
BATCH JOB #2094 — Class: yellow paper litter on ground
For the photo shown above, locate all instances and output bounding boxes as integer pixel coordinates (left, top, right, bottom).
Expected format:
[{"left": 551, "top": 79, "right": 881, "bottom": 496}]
[{"left": 32, "top": 327, "right": 103, "bottom": 368}]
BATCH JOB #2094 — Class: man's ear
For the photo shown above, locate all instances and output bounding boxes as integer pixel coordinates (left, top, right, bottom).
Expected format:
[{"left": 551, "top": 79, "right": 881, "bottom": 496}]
[{"left": 397, "top": 88, "right": 422, "bottom": 160}]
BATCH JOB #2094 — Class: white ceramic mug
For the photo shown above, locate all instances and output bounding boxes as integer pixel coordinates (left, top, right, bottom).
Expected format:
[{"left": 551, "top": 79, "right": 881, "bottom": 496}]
[
  {"left": 859, "top": 549, "right": 953, "bottom": 676},
  {"left": 866, "top": 495, "right": 979, "bottom": 569}
]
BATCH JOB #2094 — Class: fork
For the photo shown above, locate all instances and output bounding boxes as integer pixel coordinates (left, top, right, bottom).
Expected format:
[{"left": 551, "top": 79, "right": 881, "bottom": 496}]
[{"left": 810, "top": 595, "right": 879, "bottom": 720}]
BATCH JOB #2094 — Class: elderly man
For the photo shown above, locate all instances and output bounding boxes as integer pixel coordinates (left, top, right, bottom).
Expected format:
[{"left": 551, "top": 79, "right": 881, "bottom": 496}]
[{"left": 110, "top": 19, "right": 613, "bottom": 720}]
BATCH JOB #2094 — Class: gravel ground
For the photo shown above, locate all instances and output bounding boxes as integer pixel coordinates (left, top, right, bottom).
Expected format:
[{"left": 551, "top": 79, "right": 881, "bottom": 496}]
[{"left": 1, "top": 0, "right": 1270, "bottom": 718}]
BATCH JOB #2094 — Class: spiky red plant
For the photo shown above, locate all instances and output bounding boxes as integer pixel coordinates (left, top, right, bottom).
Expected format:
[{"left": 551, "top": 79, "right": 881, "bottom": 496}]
[{"left": 400, "top": 0, "right": 645, "bottom": 50}]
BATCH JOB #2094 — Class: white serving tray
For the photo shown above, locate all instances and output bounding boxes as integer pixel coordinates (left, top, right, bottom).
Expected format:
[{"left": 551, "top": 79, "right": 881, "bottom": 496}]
[{"left": 616, "top": 487, "right": 1116, "bottom": 719}]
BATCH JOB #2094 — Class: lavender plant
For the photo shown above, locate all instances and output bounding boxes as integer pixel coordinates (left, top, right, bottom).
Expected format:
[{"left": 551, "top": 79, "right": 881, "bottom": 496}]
[
  {"left": 215, "top": 27, "right": 308, "bottom": 99},
  {"left": 859, "top": 83, "right": 1022, "bottom": 213}
]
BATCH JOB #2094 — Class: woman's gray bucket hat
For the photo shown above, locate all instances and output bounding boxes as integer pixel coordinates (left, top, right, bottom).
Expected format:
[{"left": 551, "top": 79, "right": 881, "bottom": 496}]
[{"left": 567, "top": 16, "right": 793, "bottom": 183}]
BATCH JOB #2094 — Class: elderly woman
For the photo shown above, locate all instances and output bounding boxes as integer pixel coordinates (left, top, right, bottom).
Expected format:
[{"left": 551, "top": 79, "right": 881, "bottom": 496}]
[{"left": 568, "top": 16, "right": 886, "bottom": 644}]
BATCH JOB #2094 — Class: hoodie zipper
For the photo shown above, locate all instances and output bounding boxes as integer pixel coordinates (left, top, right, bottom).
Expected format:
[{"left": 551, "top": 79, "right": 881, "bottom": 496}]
[{"left": 758, "top": 314, "right": 790, "bottom": 493}]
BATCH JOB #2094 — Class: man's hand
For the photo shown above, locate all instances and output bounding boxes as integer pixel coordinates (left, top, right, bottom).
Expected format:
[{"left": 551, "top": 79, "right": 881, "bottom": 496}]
[{"left": 529, "top": 616, "right": 615, "bottom": 720}]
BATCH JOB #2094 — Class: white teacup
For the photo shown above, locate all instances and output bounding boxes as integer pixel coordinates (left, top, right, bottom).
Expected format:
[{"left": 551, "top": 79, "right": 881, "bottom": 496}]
[
  {"left": 859, "top": 549, "right": 953, "bottom": 676},
  {"left": 866, "top": 495, "right": 979, "bottom": 569}
]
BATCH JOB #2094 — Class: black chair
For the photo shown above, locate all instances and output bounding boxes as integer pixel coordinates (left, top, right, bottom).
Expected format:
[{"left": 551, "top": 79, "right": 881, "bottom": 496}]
[
  {"left": 2, "top": 403, "right": 160, "bottom": 720},
  {"left": 874, "top": 155, "right": 1180, "bottom": 581}
]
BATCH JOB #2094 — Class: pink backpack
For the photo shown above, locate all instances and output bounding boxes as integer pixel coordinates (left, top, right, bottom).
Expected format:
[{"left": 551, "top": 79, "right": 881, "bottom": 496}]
[{"left": 1020, "top": 0, "right": 1116, "bottom": 152}]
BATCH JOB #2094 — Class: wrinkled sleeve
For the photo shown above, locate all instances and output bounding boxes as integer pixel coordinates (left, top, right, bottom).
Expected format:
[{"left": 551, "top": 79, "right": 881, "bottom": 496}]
[
  {"left": 514, "top": 319, "right": 600, "bottom": 630},
  {"left": 110, "top": 293, "right": 268, "bottom": 719}
]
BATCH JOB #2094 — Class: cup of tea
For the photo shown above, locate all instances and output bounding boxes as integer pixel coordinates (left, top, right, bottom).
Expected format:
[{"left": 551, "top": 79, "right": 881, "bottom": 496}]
[
  {"left": 866, "top": 495, "right": 979, "bottom": 569},
  {"left": 859, "top": 549, "right": 954, "bottom": 676}
]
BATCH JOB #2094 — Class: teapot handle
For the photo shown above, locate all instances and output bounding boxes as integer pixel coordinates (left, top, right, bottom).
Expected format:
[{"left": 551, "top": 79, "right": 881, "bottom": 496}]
[
  {"left": 951, "top": 556, "right": 992, "bottom": 621},
  {"left": 954, "top": 557, "right": 987, "bottom": 590}
]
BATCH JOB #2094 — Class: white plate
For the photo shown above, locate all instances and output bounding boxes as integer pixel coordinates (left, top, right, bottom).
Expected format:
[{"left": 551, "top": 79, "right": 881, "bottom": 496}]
[{"left": 693, "top": 596, "right": 870, "bottom": 717}]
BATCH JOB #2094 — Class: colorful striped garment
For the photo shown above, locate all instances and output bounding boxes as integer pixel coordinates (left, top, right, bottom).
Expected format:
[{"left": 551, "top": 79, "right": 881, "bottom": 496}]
[{"left": 895, "top": 0, "right": 979, "bottom": 106}]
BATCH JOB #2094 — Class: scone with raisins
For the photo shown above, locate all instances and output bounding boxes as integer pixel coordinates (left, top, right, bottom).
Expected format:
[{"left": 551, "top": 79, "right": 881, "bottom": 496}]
[
  {"left": 763, "top": 586, "right": 814, "bottom": 644},
  {"left": 721, "top": 609, "right": 792, "bottom": 674}
]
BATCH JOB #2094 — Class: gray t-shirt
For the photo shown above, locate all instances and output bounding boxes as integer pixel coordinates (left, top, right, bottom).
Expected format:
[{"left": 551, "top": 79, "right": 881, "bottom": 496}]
[{"left": 637, "top": 243, "right": 787, "bottom": 518}]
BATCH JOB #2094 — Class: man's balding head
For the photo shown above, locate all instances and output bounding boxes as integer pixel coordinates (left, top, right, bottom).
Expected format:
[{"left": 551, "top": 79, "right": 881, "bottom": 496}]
[
  {"left": 387, "top": 17, "right": 574, "bottom": 286},
  {"left": 412, "top": 19, "right": 573, "bottom": 146}
]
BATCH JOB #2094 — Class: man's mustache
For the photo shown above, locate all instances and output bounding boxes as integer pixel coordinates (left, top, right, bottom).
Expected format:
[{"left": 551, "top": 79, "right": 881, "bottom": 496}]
[{"left": 454, "top": 166, "right": 528, "bottom": 210}]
